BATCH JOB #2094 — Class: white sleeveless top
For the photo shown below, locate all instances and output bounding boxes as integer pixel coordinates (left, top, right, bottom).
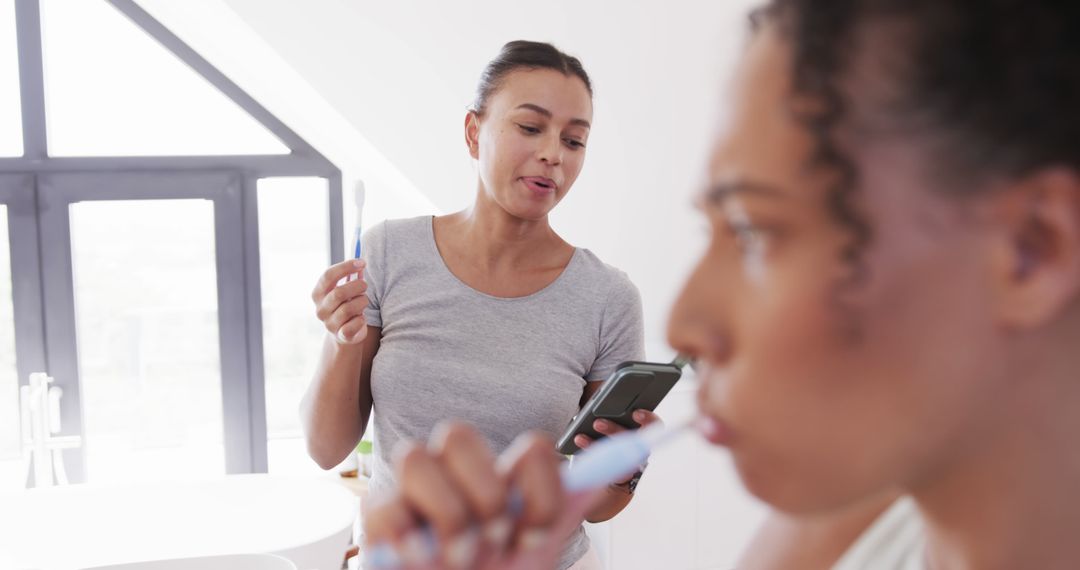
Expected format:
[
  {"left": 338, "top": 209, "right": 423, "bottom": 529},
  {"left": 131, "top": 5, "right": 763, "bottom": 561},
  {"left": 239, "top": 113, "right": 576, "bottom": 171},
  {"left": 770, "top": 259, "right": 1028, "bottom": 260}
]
[{"left": 832, "top": 497, "right": 927, "bottom": 570}]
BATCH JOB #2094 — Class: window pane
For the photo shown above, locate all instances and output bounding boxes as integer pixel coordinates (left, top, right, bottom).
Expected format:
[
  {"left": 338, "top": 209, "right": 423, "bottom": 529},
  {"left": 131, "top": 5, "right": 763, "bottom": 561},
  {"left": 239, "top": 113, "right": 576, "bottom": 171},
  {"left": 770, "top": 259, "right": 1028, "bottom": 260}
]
[
  {"left": 0, "top": 206, "right": 22, "bottom": 489},
  {"left": 0, "top": 0, "right": 22, "bottom": 156},
  {"left": 259, "top": 178, "right": 331, "bottom": 475},
  {"left": 70, "top": 200, "right": 224, "bottom": 482},
  {"left": 40, "top": 0, "right": 288, "bottom": 157}
]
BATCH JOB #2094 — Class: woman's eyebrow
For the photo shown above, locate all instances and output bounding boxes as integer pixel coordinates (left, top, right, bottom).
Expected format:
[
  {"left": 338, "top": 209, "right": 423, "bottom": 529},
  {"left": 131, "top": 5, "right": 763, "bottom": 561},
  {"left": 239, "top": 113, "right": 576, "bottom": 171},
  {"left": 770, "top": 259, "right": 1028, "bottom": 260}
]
[
  {"left": 514, "top": 103, "right": 591, "bottom": 129},
  {"left": 703, "top": 180, "right": 787, "bottom": 205}
]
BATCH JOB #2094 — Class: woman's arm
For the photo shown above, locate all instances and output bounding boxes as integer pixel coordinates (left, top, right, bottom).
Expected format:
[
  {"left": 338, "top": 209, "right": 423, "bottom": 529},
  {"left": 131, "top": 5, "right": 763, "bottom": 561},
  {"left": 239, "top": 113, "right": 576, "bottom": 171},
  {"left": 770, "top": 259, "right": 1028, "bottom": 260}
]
[
  {"left": 583, "top": 453, "right": 638, "bottom": 522},
  {"left": 574, "top": 381, "right": 658, "bottom": 523},
  {"left": 300, "top": 328, "right": 380, "bottom": 469},
  {"left": 300, "top": 258, "right": 380, "bottom": 469}
]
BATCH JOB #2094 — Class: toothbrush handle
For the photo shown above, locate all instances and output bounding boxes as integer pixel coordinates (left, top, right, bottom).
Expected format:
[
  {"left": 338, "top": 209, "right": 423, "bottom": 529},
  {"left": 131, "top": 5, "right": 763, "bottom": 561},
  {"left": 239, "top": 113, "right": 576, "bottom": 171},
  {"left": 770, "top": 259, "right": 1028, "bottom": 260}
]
[{"left": 348, "top": 227, "right": 363, "bottom": 283}]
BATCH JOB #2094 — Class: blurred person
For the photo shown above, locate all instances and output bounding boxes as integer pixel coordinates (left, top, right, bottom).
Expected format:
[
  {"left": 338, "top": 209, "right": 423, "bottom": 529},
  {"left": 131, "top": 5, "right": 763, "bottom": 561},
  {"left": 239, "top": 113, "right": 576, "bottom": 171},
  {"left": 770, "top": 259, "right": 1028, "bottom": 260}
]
[{"left": 362, "top": 1, "right": 1080, "bottom": 568}]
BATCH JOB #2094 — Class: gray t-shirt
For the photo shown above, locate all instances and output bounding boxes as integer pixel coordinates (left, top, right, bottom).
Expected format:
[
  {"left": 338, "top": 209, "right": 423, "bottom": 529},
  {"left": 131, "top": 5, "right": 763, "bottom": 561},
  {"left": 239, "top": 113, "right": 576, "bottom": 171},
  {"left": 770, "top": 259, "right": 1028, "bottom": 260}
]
[{"left": 361, "top": 216, "right": 645, "bottom": 569}]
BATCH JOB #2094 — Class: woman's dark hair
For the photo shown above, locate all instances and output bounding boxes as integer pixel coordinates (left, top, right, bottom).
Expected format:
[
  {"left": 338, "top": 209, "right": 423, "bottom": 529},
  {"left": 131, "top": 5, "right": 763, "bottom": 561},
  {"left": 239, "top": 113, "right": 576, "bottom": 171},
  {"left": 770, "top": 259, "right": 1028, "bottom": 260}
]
[
  {"left": 470, "top": 40, "right": 593, "bottom": 116},
  {"left": 757, "top": 0, "right": 1080, "bottom": 329}
]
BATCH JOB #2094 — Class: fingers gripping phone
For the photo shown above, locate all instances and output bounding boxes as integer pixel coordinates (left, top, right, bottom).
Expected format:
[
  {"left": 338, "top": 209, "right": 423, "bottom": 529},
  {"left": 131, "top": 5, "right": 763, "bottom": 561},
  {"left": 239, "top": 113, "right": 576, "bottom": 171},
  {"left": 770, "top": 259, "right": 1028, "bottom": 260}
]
[{"left": 556, "top": 359, "right": 686, "bottom": 455}]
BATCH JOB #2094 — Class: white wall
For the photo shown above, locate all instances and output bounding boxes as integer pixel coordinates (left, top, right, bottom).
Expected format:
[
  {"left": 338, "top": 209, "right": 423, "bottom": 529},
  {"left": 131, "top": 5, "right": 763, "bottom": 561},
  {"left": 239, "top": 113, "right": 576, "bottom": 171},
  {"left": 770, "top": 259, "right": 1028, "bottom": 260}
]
[{"left": 140, "top": 1, "right": 771, "bottom": 567}]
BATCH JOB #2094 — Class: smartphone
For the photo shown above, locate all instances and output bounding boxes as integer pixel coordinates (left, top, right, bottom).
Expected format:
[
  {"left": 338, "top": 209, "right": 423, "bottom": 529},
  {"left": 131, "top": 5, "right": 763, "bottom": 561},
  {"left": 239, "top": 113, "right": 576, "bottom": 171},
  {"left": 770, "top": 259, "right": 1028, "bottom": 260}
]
[{"left": 556, "top": 360, "right": 685, "bottom": 455}]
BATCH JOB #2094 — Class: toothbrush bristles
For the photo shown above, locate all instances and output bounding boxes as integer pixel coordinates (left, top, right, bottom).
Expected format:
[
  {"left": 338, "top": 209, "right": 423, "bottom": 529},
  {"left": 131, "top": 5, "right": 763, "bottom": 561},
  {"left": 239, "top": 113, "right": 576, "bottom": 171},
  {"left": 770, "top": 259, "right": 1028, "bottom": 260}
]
[{"left": 354, "top": 180, "right": 366, "bottom": 209}]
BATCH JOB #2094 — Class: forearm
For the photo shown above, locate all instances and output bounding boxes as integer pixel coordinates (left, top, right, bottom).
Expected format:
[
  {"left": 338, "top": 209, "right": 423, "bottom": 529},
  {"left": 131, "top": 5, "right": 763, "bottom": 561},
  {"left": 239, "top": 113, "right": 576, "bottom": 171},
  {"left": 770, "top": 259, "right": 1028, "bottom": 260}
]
[
  {"left": 300, "top": 334, "right": 373, "bottom": 469},
  {"left": 585, "top": 485, "right": 634, "bottom": 523}
]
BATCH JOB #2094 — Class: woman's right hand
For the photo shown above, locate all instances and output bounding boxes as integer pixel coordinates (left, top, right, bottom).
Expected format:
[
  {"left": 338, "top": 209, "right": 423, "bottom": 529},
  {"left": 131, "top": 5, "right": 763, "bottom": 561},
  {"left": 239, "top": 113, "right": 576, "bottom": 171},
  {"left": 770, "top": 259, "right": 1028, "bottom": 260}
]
[
  {"left": 362, "top": 423, "right": 604, "bottom": 569},
  {"left": 312, "top": 258, "right": 369, "bottom": 345}
]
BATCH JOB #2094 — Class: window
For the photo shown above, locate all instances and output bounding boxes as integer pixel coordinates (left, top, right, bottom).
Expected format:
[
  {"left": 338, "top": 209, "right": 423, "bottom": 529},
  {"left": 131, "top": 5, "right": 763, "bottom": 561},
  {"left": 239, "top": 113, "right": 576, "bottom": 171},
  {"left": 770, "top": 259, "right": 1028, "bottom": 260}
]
[
  {"left": 39, "top": 0, "right": 288, "bottom": 157},
  {"left": 0, "top": 0, "right": 22, "bottom": 157},
  {"left": 258, "top": 178, "right": 332, "bottom": 475},
  {"left": 0, "top": 205, "right": 20, "bottom": 488},
  {"left": 4, "top": 0, "right": 352, "bottom": 487},
  {"left": 70, "top": 200, "right": 225, "bottom": 481}
]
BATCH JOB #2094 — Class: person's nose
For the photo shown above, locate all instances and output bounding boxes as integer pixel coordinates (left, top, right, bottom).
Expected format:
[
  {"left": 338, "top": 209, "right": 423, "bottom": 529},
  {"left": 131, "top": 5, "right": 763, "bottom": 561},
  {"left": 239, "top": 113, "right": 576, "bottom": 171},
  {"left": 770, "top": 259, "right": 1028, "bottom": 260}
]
[
  {"left": 667, "top": 258, "right": 733, "bottom": 368},
  {"left": 537, "top": 132, "right": 563, "bottom": 167}
]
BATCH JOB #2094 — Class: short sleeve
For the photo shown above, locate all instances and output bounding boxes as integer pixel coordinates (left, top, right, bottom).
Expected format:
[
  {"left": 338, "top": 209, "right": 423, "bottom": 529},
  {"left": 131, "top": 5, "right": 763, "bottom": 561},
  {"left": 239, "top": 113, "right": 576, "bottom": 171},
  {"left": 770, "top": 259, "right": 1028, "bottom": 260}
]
[
  {"left": 361, "top": 221, "right": 388, "bottom": 328},
  {"left": 586, "top": 272, "right": 646, "bottom": 381}
]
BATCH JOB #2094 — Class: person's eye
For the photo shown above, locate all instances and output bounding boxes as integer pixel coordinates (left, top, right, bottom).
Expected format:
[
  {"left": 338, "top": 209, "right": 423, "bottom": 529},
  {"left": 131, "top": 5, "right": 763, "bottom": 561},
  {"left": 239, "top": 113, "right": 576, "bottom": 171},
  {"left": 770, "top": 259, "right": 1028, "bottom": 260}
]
[
  {"left": 725, "top": 222, "right": 768, "bottom": 255},
  {"left": 517, "top": 124, "right": 541, "bottom": 135},
  {"left": 563, "top": 138, "right": 586, "bottom": 149}
]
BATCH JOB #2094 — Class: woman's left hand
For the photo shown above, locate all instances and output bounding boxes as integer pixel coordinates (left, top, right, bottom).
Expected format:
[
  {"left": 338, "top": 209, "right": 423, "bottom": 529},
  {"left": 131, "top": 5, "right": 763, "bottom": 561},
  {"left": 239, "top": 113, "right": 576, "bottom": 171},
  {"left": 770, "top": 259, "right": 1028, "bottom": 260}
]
[{"left": 572, "top": 409, "right": 663, "bottom": 453}]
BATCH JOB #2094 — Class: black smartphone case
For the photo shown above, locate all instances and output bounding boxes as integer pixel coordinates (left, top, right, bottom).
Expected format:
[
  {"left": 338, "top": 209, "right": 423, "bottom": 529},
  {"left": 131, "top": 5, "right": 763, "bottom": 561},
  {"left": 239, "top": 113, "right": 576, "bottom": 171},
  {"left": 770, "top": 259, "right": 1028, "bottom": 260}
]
[{"left": 555, "top": 360, "right": 683, "bottom": 455}]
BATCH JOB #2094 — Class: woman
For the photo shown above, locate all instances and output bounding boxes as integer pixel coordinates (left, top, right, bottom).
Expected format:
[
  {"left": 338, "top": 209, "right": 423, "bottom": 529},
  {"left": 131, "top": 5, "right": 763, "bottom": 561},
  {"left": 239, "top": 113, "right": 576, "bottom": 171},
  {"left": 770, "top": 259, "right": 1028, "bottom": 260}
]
[
  {"left": 301, "top": 41, "right": 657, "bottom": 570},
  {"left": 361, "top": 1, "right": 1080, "bottom": 568}
]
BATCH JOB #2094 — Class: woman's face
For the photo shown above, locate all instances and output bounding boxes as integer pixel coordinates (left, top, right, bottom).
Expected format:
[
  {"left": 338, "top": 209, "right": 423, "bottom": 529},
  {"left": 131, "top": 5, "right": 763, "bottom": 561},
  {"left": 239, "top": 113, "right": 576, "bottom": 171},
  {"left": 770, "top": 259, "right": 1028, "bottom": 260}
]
[
  {"left": 668, "top": 26, "right": 1012, "bottom": 513},
  {"left": 467, "top": 68, "right": 592, "bottom": 221}
]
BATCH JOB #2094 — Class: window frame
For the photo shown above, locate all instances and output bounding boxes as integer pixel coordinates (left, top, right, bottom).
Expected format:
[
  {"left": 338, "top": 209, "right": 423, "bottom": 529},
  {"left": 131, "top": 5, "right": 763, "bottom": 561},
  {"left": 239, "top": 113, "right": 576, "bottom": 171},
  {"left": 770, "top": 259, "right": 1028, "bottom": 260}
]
[{"left": 0, "top": 0, "right": 344, "bottom": 483}]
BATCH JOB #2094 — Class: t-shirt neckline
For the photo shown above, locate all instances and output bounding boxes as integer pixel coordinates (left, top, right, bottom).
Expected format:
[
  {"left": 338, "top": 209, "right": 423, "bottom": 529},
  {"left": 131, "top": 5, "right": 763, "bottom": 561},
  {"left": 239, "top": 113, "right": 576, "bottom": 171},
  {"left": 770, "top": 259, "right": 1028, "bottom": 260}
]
[{"left": 424, "top": 215, "right": 580, "bottom": 302}]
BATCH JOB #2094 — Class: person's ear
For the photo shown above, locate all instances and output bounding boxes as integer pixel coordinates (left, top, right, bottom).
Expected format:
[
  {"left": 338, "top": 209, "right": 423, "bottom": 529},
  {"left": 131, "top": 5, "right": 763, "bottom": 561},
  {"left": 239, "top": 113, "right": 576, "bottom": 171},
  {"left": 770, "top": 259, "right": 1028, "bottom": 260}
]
[
  {"left": 464, "top": 111, "right": 481, "bottom": 160},
  {"left": 990, "top": 168, "right": 1080, "bottom": 329}
]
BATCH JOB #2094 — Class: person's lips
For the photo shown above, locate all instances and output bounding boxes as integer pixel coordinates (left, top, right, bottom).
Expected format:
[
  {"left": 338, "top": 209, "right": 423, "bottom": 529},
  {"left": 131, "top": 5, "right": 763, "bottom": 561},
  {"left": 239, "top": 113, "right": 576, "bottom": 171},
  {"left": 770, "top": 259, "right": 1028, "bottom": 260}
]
[
  {"left": 521, "top": 176, "right": 557, "bottom": 195},
  {"left": 695, "top": 415, "right": 733, "bottom": 446},
  {"left": 695, "top": 362, "right": 734, "bottom": 446}
]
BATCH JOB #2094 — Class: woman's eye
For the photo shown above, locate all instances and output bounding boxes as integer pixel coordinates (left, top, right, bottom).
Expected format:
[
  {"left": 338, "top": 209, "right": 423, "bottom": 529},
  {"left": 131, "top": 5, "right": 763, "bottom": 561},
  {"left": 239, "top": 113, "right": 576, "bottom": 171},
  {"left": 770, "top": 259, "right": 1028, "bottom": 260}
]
[
  {"left": 563, "top": 138, "right": 586, "bottom": 149},
  {"left": 517, "top": 124, "right": 541, "bottom": 134},
  {"left": 727, "top": 223, "right": 767, "bottom": 254}
]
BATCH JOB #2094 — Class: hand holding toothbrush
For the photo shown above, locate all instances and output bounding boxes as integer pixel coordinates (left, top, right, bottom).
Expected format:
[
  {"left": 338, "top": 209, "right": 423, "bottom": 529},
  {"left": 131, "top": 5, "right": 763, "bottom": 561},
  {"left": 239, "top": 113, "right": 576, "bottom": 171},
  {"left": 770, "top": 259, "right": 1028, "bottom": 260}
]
[
  {"left": 362, "top": 420, "right": 688, "bottom": 569},
  {"left": 312, "top": 258, "right": 370, "bottom": 345},
  {"left": 362, "top": 423, "right": 606, "bottom": 570},
  {"left": 312, "top": 180, "right": 369, "bottom": 345}
]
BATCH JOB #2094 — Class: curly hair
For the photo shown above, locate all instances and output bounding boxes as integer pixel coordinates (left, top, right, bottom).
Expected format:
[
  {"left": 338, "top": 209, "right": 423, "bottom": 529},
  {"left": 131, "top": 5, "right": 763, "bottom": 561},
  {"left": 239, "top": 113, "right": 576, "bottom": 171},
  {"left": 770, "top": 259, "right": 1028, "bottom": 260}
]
[{"left": 759, "top": 0, "right": 1080, "bottom": 334}]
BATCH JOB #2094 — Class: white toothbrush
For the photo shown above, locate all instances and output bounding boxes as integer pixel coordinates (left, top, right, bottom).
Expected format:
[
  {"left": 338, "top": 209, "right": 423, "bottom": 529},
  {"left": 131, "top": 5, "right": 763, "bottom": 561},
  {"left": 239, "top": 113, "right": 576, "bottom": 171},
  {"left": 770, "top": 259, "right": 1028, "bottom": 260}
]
[{"left": 350, "top": 180, "right": 366, "bottom": 280}]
